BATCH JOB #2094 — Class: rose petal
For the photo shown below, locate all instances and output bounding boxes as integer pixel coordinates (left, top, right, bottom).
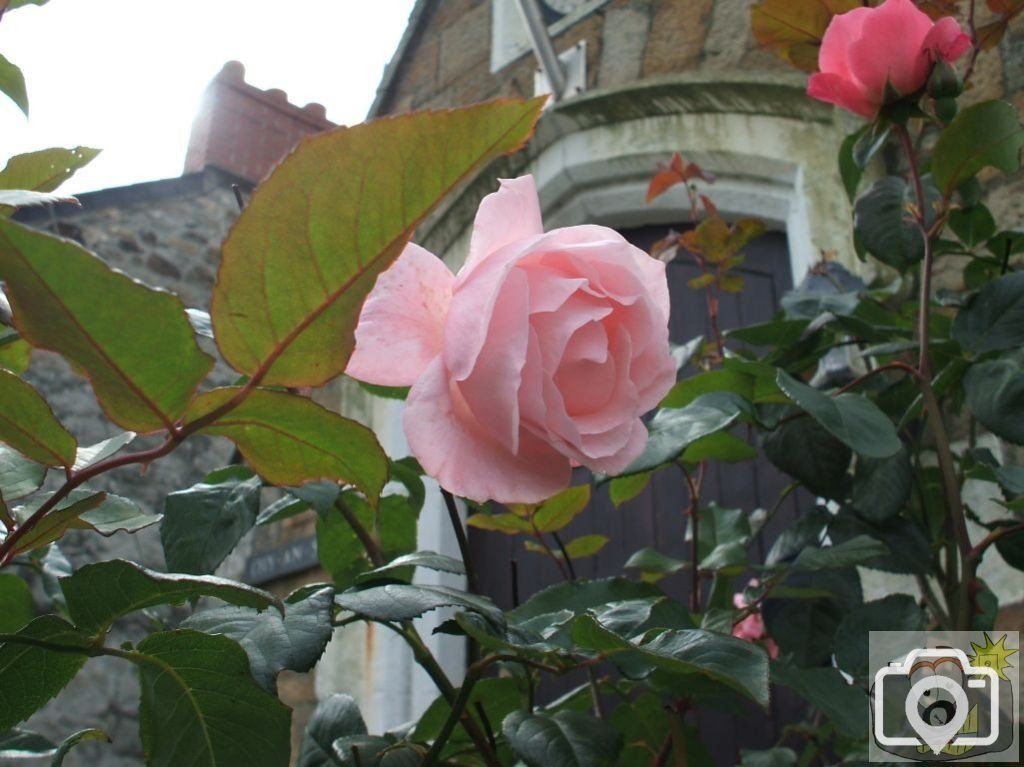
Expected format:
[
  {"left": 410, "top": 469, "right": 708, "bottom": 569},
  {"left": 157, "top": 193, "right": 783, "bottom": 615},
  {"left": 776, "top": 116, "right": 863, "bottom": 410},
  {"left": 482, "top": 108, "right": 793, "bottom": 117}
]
[
  {"left": 847, "top": 0, "right": 933, "bottom": 97},
  {"left": 404, "top": 357, "right": 570, "bottom": 503},
  {"left": 923, "top": 16, "right": 971, "bottom": 63},
  {"left": 807, "top": 71, "right": 879, "bottom": 119},
  {"left": 346, "top": 242, "right": 454, "bottom": 386},
  {"left": 453, "top": 268, "right": 530, "bottom": 452},
  {"left": 817, "top": 6, "right": 872, "bottom": 81},
  {"left": 461, "top": 176, "right": 543, "bottom": 277}
]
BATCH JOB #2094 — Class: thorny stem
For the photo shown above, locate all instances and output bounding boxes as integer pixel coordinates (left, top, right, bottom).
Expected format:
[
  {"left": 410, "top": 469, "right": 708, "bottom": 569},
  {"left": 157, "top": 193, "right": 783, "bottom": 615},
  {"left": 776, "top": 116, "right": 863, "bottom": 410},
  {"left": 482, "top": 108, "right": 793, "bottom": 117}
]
[
  {"left": 335, "top": 495, "right": 384, "bottom": 567},
  {"left": 893, "top": 122, "right": 975, "bottom": 628},
  {"left": 531, "top": 520, "right": 571, "bottom": 581},
  {"left": 391, "top": 622, "right": 502, "bottom": 767},
  {"left": 441, "top": 489, "right": 480, "bottom": 594},
  {"left": 551, "top": 530, "right": 577, "bottom": 580},
  {"left": 895, "top": 123, "right": 935, "bottom": 381},
  {"left": 969, "top": 523, "right": 1024, "bottom": 562},
  {"left": 680, "top": 461, "right": 704, "bottom": 613},
  {"left": 962, "top": 0, "right": 982, "bottom": 86}
]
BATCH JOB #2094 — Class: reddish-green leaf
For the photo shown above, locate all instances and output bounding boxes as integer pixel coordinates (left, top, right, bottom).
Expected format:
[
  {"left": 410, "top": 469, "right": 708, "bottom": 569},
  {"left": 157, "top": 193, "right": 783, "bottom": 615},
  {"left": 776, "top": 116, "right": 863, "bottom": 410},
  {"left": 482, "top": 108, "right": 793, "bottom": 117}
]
[
  {"left": 0, "top": 53, "right": 27, "bottom": 116},
  {"left": 212, "top": 98, "right": 545, "bottom": 387},
  {"left": 564, "top": 534, "right": 609, "bottom": 559},
  {"left": 0, "top": 369, "right": 76, "bottom": 467},
  {"left": 750, "top": 0, "right": 861, "bottom": 71},
  {"left": 932, "top": 100, "right": 1024, "bottom": 195},
  {"left": 0, "top": 147, "right": 99, "bottom": 218},
  {"left": 466, "top": 512, "right": 532, "bottom": 534},
  {"left": 0, "top": 220, "right": 214, "bottom": 432},
  {"left": 185, "top": 388, "right": 388, "bottom": 503}
]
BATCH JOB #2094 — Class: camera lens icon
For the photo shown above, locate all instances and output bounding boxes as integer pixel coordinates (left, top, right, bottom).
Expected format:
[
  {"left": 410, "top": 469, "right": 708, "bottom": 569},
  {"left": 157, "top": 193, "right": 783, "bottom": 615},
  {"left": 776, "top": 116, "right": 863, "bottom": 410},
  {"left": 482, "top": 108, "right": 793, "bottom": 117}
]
[{"left": 873, "top": 648, "right": 1000, "bottom": 755}]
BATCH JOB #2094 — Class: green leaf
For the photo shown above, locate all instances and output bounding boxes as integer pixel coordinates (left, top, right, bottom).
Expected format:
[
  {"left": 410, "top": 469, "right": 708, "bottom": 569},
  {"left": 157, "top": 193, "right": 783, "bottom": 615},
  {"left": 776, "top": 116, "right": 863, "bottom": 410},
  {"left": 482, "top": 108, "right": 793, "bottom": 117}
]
[
  {"left": 161, "top": 470, "right": 262, "bottom": 575},
  {"left": 212, "top": 98, "right": 544, "bottom": 387},
  {"left": 534, "top": 485, "right": 590, "bottom": 533},
  {"left": 693, "top": 503, "right": 750, "bottom": 574},
  {"left": 0, "top": 574, "right": 33, "bottom": 633},
  {"left": 0, "top": 53, "right": 27, "bottom": 116},
  {"left": 661, "top": 369, "right": 754, "bottom": 409},
  {"left": 838, "top": 126, "right": 867, "bottom": 202},
  {"left": 932, "top": 100, "right": 1024, "bottom": 194},
  {"left": 853, "top": 175, "right": 936, "bottom": 272},
  {"left": 0, "top": 148, "right": 100, "bottom": 218},
  {"left": 740, "top": 747, "right": 798, "bottom": 767},
  {"left": 0, "top": 616, "right": 90, "bottom": 730},
  {"left": 834, "top": 594, "right": 924, "bottom": 678},
  {"left": 624, "top": 547, "right": 687, "bottom": 583},
  {"left": 0, "top": 221, "right": 213, "bottom": 432},
  {"left": 771, "top": 664, "right": 868, "bottom": 739},
  {"left": 0, "top": 728, "right": 56, "bottom": 759},
  {"left": 777, "top": 371, "right": 900, "bottom": 458},
  {"left": 51, "top": 729, "right": 110, "bottom": 766},
  {"left": 503, "top": 710, "right": 621, "bottom": 767},
  {"left": 829, "top": 510, "right": 932, "bottom": 574},
  {"left": 336, "top": 583, "right": 503, "bottom": 626},
  {"left": 725, "top": 317, "right": 808, "bottom": 346},
  {"left": 948, "top": 204, "right": 996, "bottom": 248},
  {"left": 186, "top": 388, "right": 388, "bottom": 502},
  {"left": 60, "top": 559, "right": 279, "bottom": 637},
  {"left": 297, "top": 694, "right": 367, "bottom": 767},
  {"left": 625, "top": 393, "right": 747, "bottom": 474},
  {"left": 791, "top": 535, "right": 889, "bottom": 571},
  {"left": 255, "top": 495, "right": 308, "bottom": 527},
  {"left": 850, "top": 446, "right": 912, "bottom": 523},
  {"left": 11, "top": 489, "right": 156, "bottom": 553},
  {"left": 608, "top": 470, "right": 652, "bottom": 507},
  {"left": 563, "top": 534, "right": 608, "bottom": 559},
  {"left": 611, "top": 693, "right": 675, "bottom": 767},
  {"left": 762, "top": 415, "right": 850, "bottom": 498},
  {"left": 0, "top": 369, "right": 76, "bottom": 467},
  {"left": 182, "top": 585, "right": 334, "bottom": 692},
  {"left": 134, "top": 630, "right": 291, "bottom": 767},
  {"left": 0, "top": 444, "right": 44, "bottom": 501},
  {"left": 330, "top": 736, "right": 421, "bottom": 766},
  {"left": 953, "top": 271, "right": 1024, "bottom": 354},
  {"left": 510, "top": 578, "right": 661, "bottom": 624},
  {"left": 72, "top": 431, "right": 135, "bottom": 471},
  {"left": 0, "top": 336, "right": 30, "bottom": 374},
  {"left": 356, "top": 551, "right": 465, "bottom": 584},
  {"left": 682, "top": 431, "right": 756, "bottom": 463},
  {"left": 10, "top": 491, "right": 104, "bottom": 553},
  {"left": 963, "top": 353, "right": 1024, "bottom": 445},
  {"left": 994, "top": 526, "right": 1024, "bottom": 570},
  {"left": 572, "top": 616, "right": 770, "bottom": 707}
]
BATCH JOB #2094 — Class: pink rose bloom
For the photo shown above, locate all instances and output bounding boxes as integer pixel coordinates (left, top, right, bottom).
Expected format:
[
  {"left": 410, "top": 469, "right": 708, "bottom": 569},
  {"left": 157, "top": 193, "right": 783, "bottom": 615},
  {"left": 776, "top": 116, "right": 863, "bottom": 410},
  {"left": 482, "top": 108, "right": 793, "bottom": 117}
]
[
  {"left": 732, "top": 590, "right": 779, "bottom": 659},
  {"left": 807, "top": 0, "right": 971, "bottom": 119},
  {"left": 346, "top": 175, "right": 675, "bottom": 503}
]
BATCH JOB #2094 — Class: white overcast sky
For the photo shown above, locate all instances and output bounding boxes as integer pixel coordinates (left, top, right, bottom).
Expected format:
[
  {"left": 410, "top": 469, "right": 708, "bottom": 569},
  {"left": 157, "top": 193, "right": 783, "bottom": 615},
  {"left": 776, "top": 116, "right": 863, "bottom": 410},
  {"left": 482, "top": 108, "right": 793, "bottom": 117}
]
[{"left": 0, "top": 0, "right": 417, "bottom": 193}]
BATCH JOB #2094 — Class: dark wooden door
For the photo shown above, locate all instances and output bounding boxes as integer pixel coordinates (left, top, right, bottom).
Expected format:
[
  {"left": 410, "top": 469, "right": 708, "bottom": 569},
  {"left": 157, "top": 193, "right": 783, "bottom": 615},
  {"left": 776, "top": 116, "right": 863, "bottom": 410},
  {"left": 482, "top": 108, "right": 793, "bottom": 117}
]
[{"left": 468, "top": 226, "right": 807, "bottom": 763}]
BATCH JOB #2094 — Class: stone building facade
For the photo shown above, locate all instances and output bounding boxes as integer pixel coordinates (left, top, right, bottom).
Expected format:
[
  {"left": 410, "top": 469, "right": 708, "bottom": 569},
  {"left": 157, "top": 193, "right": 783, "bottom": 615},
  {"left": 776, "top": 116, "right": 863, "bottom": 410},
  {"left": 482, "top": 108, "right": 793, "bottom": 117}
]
[{"left": 9, "top": 1, "right": 1024, "bottom": 763}]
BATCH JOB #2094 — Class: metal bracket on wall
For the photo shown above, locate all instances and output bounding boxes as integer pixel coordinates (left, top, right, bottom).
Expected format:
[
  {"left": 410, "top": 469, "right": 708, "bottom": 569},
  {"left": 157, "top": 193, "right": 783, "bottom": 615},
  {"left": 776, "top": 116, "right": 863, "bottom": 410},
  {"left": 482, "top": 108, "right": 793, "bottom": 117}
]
[{"left": 534, "top": 40, "right": 586, "bottom": 105}]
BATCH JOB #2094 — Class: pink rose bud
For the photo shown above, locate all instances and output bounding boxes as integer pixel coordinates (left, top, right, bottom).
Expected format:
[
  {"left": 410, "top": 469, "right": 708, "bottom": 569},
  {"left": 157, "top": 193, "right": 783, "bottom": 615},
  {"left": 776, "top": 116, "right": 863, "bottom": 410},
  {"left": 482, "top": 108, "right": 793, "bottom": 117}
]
[
  {"left": 346, "top": 175, "right": 676, "bottom": 504},
  {"left": 807, "top": 0, "right": 971, "bottom": 119}
]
